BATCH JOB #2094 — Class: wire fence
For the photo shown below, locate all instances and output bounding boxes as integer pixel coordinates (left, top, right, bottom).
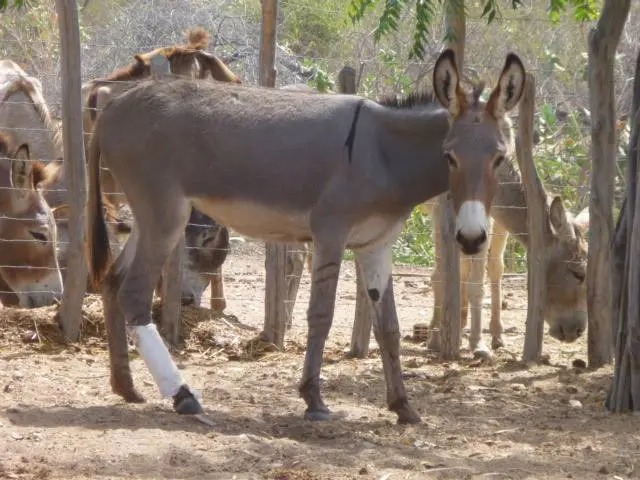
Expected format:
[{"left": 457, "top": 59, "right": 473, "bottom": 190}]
[{"left": 0, "top": 0, "right": 636, "bottom": 348}]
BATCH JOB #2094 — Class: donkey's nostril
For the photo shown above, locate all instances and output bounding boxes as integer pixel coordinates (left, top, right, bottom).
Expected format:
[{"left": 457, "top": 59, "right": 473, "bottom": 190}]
[{"left": 455, "top": 229, "right": 487, "bottom": 255}]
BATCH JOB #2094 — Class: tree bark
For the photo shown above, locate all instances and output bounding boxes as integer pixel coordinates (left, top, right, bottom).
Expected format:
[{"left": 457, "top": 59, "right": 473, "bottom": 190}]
[
  {"left": 516, "top": 75, "right": 548, "bottom": 363},
  {"left": 586, "top": 0, "right": 630, "bottom": 369},
  {"left": 607, "top": 47, "right": 640, "bottom": 412}
]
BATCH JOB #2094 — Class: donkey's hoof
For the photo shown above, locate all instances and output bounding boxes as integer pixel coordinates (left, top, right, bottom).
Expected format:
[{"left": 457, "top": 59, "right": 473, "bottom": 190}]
[
  {"left": 396, "top": 406, "right": 421, "bottom": 425},
  {"left": 491, "top": 337, "right": 505, "bottom": 350},
  {"left": 112, "top": 381, "right": 146, "bottom": 403},
  {"left": 304, "top": 408, "right": 332, "bottom": 422},
  {"left": 473, "top": 346, "right": 493, "bottom": 360},
  {"left": 427, "top": 335, "right": 441, "bottom": 352},
  {"left": 391, "top": 399, "right": 421, "bottom": 425},
  {"left": 210, "top": 299, "right": 227, "bottom": 313},
  {"left": 173, "top": 386, "right": 204, "bottom": 415},
  {"left": 119, "top": 390, "right": 146, "bottom": 403}
]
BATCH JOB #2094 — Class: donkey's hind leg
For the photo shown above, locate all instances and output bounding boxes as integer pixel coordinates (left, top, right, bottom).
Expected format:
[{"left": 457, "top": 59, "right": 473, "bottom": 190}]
[
  {"left": 103, "top": 229, "right": 145, "bottom": 403},
  {"left": 354, "top": 239, "right": 420, "bottom": 425},
  {"left": 116, "top": 197, "right": 202, "bottom": 415}
]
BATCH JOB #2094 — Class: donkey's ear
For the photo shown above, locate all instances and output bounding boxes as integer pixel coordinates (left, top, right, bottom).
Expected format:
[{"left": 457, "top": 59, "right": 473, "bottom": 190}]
[
  {"left": 433, "top": 49, "right": 466, "bottom": 116},
  {"left": 549, "top": 196, "right": 575, "bottom": 239},
  {"left": 10, "top": 144, "right": 33, "bottom": 199},
  {"left": 486, "top": 53, "right": 526, "bottom": 118}
]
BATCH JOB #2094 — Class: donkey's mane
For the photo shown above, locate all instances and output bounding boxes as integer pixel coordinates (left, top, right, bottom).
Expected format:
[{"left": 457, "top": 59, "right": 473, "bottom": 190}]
[
  {"left": 1, "top": 77, "right": 63, "bottom": 155},
  {"left": 377, "top": 90, "right": 437, "bottom": 109}
]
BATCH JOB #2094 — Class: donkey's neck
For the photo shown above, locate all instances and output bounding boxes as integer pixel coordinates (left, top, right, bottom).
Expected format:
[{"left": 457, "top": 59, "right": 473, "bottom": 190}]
[
  {"left": 492, "top": 161, "right": 533, "bottom": 246},
  {"left": 374, "top": 104, "right": 451, "bottom": 209}
]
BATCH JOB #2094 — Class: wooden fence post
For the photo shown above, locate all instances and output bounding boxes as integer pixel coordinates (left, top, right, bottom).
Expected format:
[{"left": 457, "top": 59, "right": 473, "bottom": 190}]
[
  {"left": 439, "top": 192, "right": 461, "bottom": 360},
  {"left": 517, "top": 74, "right": 548, "bottom": 363},
  {"left": 437, "top": 0, "right": 465, "bottom": 361},
  {"left": 54, "top": 0, "right": 88, "bottom": 341},
  {"left": 260, "top": 0, "right": 287, "bottom": 348},
  {"left": 586, "top": 0, "right": 630, "bottom": 368}
]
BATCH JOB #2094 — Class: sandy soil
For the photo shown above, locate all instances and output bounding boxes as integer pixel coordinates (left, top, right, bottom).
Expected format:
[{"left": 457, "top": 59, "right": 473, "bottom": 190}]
[{"left": 0, "top": 239, "right": 638, "bottom": 480}]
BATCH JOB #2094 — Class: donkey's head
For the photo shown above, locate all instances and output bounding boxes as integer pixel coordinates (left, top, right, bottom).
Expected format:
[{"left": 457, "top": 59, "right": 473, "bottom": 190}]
[
  {"left": 544, "top": 196, "right": 589, "bottom": 342},
  {"left": 433, "top": 49, "right": 526, "bottom": 255},
  {"left": 0, "top": 136, "right": 63, "bottom": 307}
]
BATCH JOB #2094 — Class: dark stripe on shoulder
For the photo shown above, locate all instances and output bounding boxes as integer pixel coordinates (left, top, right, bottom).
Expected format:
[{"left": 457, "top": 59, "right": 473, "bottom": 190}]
[{"left": 344, "top": 99, "right": 365, "bottom": 163}]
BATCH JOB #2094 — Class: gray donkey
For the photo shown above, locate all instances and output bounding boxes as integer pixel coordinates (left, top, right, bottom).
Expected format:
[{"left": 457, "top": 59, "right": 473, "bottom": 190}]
[{"left": 86, "top": 50, "right": 526, "bottom": 424}]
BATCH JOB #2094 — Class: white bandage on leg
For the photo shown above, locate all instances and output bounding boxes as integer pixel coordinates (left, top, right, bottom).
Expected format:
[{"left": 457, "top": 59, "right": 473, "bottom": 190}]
[{"left": 130, "top": 323, "right": 185, "bottom": 397}]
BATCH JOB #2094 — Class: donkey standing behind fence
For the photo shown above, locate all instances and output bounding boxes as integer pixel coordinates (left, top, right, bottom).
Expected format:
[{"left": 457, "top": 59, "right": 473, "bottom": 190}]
[
  {"left": 0, "top": 62, "right": 229, "bottom": 308},
  {"left": 87, "top": 50, "right": 526, "bottom": 423},
  {"left": 0, "top": 133, "right": 62, "bottom": 307},
  {"left": 424, "top": 157, "right": 590, "bottom": 355}
]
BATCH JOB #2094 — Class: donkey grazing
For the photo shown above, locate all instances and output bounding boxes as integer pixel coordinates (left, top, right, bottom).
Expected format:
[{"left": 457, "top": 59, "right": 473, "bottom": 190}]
[
  {"left": 86, "top": 50, "right": 526, "bottom": 423},
  {"left": 425, "top": 157, "right": 589, "bottom": 355},
  {"left": 0, "top": 133, "right": 62, "bottom": 307}
]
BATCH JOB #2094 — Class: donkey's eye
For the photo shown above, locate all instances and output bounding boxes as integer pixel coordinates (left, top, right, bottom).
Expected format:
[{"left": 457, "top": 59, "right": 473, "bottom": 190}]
[
  {"left": 445, "top": 153, "right": 458, "bottom": 170},
  {"left": 29, "top": 230, "right": 48, "bottom": 242},
  {"left": 493, "top": 155, "right": 506, "bottom": 169}
]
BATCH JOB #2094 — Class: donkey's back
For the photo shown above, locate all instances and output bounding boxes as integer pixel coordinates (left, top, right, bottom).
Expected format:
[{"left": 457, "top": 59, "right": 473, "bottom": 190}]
[{"left": 99, "top": 78, "right": 364, "bottom": 201}]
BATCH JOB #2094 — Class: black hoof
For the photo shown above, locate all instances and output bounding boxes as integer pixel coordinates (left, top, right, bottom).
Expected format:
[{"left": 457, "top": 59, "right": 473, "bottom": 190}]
[
  {"left": 173, "top": 385, "right": 204, "bottom": 415},
  {"left": 304, "top": 408, "right": 332, "bottom": 421}
]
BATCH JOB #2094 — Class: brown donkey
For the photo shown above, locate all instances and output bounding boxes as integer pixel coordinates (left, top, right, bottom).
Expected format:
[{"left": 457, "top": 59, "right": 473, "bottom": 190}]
[
  {"left": 81, "top": 28, "right": 238, "bottom": 310},
  {"left": 0, "top": 133, "right": 63, "bottom": 307},
  {"left": 82, "top": 26, "right": 242, "bottom": 207},
  {"left": 86, "top": 50, "right": 526, "bottom": 423}
]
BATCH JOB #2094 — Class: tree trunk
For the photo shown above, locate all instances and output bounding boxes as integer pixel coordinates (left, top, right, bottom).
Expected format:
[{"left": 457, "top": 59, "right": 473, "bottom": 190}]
[
  {"left": 607, "top": 47, "right": 640, "bottom": 412},
  {"left": 516, "top": 75, "right": 549, "bottom": 363},
  {"left": 586, "top": 0, "right": 630, "bottom": 368}
]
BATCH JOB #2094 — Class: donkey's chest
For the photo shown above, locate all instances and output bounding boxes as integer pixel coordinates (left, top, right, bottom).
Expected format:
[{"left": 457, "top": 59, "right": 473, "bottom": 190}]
[{"left": 346, "top": 214, "right": 407, "bottom": 251}]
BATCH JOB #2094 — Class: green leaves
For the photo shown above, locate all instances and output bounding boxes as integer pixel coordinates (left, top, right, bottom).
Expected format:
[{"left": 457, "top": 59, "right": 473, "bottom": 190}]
[
  {"left": 348, "top": 0, "right": 599, "bottom": 60},
  {"left": 0, "top": 0, "right": 28, "bottom": 8},
  {"left": 411, "top": 0, "right": 437, "bottom": 59},
  {"left": 548, "top": 0, "right": 600, "bottom": 24}
]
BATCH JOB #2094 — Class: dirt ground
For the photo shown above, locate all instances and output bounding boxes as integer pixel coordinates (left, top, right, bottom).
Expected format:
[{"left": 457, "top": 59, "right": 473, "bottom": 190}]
[{"left": 0, "top": 239, "right": 638, "bottom": 480}]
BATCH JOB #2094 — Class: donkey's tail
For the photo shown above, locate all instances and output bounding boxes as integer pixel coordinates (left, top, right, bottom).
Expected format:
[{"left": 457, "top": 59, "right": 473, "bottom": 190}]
[{"left": 86, "top": 127, "right": 111, "bottom": 288}]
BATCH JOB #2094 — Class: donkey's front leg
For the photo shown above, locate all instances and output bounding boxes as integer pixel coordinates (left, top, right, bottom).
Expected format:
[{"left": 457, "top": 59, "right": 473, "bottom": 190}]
[
  {"left": 355, "top": 244, "right": 421, "bottom": 425},
  {"left": 298, "top": 241, "right": 343, "bottom": 421}
]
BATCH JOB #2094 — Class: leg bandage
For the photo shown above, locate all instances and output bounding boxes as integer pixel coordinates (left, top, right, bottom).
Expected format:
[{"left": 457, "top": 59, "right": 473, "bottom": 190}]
[{"left": 130, "top": 323, "right": 185, "bottom": 397}]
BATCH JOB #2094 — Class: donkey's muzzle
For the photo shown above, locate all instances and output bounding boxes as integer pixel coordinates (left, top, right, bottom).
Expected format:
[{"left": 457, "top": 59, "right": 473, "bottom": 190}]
[
  {"left": 455, "top": 201, "right": 489, "bottom": 255},
  {"left": 456, "top": 229, "right": 487, "bottom": 255}
]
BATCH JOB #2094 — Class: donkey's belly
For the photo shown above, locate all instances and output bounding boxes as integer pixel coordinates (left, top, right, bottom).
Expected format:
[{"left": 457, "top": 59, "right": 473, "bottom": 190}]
[{"left": 191, "top": 197, "right": 312, "bottom": 243}]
